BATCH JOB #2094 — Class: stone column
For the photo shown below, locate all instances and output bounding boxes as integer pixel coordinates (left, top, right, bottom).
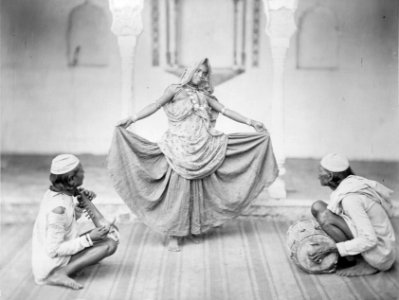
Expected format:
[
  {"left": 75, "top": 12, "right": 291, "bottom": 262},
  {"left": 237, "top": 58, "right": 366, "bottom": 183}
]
[
  {"left": 109, "top": 0, "right": 144, "bottom": 118},
  {"left": 263, "top": 0, "right": 298, "bottom": 199}
]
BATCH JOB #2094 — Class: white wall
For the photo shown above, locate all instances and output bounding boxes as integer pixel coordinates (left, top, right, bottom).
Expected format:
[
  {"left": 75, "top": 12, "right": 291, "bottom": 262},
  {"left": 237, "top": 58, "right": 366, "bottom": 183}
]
[
  {"left": 1, "top": 0, "right": 398, "bottom": 160},
  {"left": 284, "top": 0, "right": 399, "bottom": 160},
  {"left": 1, "top": 0, "right": 122, "bottom": 154}
]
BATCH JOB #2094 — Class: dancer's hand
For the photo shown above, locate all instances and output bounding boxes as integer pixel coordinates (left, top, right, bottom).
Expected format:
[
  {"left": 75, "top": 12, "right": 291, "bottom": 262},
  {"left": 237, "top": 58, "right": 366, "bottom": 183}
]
[
  {"left": 252, "top": 120, "right": 266, "bottom": 132},
  {"left": 89, "top": 226, "right": 110, "bottom": 241},
  {"left": 117, "top": 117, "right": 134, "bottom": 128}
]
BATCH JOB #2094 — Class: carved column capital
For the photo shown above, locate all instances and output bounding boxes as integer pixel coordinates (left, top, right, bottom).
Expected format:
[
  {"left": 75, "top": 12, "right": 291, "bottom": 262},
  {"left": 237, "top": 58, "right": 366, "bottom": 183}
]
[
  {"left": 109, "top": 0, "right": 144, "bottom": 117},
  {"left": 261, "top": 0, "right": 298, "bottom": 199},
  {"left": 264, "top": 0, "right": 298, "bottom": 11},
  {"left": 109, "top": 0, "right": 144, "bottom": 37},
  {"left": 263, "top": 0, "right": 298, "bottom": 41}
]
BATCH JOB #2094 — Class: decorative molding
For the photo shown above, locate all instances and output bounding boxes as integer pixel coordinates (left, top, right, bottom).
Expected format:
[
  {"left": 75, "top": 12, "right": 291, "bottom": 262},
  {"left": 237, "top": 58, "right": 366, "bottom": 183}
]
[
  {"left": 109, "top": 0, "right": 144, "bottom": 36},
  {"left": 233, "top": 0, "right": 247, "bottom": 67},
  {"left": 151, "top": 0, "right": 160, "bottom": 66},
  {"left": 162, "top": 0, "right": 247, "bottom": 85},
  {"left": 267, "top": 0, "right": 298, "bottom": 11},
  {"left": 165, "top": 0, "right": 180, "bottom": 66},
  {"left": 252, "top": 0, "right": 261, "bottom": 67}
]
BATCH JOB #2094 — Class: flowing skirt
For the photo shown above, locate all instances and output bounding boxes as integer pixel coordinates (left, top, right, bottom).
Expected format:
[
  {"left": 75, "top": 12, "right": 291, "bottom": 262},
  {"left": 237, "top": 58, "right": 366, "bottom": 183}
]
[{"left": 108, "top": 127, "right": 278, "bottom": 236}]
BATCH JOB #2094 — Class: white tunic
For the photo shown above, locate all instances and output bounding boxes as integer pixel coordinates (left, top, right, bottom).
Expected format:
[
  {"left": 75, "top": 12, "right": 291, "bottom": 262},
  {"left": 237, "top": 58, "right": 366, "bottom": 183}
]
[
  {"left": 32, "top": 190, "right": 91, "bottom": 284},
  {"left": 327, "top": 176, "right": 396, "bottom": 271}
]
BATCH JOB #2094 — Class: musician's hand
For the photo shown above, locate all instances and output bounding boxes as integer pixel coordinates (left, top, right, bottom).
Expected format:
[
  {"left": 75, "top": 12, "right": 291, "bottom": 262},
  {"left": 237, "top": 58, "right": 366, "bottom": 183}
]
[
  {"left": 308, "top": 244, "right": 338, "bottom": 264},
  {"left": 74, "top": 205, "right": 85, "bottom": 219},
  {"left": 78, "top": 188, "right": 96, "bottom": 201},
  {"left": 89, "top": 226, "right": 110, "bottom": 241}
]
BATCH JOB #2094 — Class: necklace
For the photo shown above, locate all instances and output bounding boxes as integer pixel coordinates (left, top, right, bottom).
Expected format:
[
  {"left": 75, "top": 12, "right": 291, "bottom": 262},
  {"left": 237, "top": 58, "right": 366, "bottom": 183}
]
[{"left": 186, "top": 83, "right": 199, "bottom": 90}]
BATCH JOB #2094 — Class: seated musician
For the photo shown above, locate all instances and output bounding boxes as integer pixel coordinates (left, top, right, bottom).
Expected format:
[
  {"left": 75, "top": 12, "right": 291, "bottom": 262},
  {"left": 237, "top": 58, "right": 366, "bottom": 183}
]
[
  {"left": 32, "top": 154, "right": 118, "bottom": 289},
  {"left": 309, "top": 153, "right": 396, "bottom": 276}
]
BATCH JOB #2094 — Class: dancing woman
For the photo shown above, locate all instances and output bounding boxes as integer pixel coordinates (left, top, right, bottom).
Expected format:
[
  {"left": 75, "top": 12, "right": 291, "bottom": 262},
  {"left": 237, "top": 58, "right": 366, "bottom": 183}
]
[{"left": 108, "top": 58, "right": 278, "bottom": 251}]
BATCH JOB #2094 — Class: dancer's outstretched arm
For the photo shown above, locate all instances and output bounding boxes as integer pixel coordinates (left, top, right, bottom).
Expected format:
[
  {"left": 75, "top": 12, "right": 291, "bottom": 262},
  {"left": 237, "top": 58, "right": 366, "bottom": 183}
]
[
  {"left": 117, "top": 85, "right": 176, "bottom": 128},
  {"left": 207, "top": 96, "right": 266, "bottom": 132}
]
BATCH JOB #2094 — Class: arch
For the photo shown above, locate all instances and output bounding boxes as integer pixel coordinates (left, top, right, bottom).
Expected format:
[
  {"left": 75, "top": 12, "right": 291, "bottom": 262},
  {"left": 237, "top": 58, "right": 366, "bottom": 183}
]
[
  {"left": 296, "top": 6, "right": 339, "bottom": 70},
  {"left": 67, "top": 0, "right": 111, "bottom": 67}
]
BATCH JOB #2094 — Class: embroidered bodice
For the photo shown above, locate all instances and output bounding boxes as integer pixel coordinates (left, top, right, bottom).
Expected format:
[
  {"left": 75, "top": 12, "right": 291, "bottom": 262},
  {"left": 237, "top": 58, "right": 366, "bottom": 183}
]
[{"left": 158, "top": 85, "right": 227, "bottom": 179}]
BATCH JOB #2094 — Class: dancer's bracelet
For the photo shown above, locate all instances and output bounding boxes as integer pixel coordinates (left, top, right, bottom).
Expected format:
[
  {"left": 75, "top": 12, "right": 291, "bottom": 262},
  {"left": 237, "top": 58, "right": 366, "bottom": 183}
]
[
  {"left": 246, "top": 119, "right": 253, "bottom": 126},
  {"left": 131, "top": 114, "right": 138, "bottom": 123}
]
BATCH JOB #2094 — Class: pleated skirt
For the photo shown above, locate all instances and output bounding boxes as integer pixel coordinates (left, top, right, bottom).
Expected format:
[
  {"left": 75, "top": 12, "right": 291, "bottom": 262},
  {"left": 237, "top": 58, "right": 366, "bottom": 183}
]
[{"left": 108, "top": 127, "right": 278, "bottom": 236}]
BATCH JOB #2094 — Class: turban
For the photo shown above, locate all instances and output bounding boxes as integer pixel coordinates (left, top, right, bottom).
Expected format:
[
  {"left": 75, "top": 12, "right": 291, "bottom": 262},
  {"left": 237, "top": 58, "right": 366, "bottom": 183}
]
[
  {"left": 50, "top": 154, "right": 80, "bottom": 175},
  {"left": 320, "top": 153, "right": 350, "bottom": 172}
]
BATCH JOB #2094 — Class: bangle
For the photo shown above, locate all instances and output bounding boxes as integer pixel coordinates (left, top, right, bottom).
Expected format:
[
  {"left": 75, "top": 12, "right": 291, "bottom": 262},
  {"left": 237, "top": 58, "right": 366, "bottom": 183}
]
[
  {"left": 155, "top": 100, "right": 162, "bottom": 109},
  {"left": 131, "top": 114, "right": 138, "bottom": 123},
  {"left": 246, "top": 119, "right": 253, "bottom": 126},
  {"left": 220, "top": 107, "right": 227, "bottom": 115},
  {"left": 85, "top": 233, "right": 93, "bottom": 247}
]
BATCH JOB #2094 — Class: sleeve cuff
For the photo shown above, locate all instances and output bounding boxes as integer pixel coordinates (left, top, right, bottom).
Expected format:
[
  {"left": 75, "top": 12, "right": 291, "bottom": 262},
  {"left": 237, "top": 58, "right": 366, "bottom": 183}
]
[
  {"left": 336, "top": 242, "right": 348, "bottom": 257},
  {"left": 81, "top": 234, "right": 93, "bottom": 247}
]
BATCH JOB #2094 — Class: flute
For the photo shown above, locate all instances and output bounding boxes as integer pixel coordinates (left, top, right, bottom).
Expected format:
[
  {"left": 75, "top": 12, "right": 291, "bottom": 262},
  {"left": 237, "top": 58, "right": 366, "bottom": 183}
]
[{"left": 77, "top": 189, "right": 120, "bottom": 242}]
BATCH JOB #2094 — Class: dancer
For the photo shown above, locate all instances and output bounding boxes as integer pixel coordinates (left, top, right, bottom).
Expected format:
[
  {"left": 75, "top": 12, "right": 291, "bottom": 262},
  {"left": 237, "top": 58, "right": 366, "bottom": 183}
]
[
  {"left": 310, "top": 153, "right": 396, "bottom": 276},
  {"left": 108, "top": 58, "right": 278, "bottom": 251},
  {"left": 32, "top": 154, "right": 118, "bottom": 289}
]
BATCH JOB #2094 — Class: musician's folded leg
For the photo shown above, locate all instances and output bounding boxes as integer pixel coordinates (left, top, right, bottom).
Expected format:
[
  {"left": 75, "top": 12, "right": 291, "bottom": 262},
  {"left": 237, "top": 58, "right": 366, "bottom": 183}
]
[
  {"left": 31, "top": 154, "right": 119, "bottom": 290},
  {"left": 65, "top": 236, "right": 119, "bottom": 276},
  {"left": 336, "top": 257, "right": 379, "bottom": 277}
]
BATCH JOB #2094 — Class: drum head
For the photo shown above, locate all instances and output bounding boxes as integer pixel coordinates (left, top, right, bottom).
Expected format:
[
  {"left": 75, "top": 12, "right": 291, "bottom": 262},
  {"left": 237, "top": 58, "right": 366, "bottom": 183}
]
[{"left": 295, "top": 235, "right": 338, "bottom": 274}]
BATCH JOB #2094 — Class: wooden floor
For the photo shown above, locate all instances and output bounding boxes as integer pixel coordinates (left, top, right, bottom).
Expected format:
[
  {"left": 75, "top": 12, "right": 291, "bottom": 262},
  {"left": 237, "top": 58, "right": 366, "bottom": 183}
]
[{"left": 1, "top": 217, "right": 399, "bottom": 300}]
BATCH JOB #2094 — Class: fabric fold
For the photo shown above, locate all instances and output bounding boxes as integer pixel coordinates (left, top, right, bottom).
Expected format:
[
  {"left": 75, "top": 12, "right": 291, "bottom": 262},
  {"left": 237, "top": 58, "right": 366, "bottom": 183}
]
[{"left": 108, "top": 127, "right": 278, "bottom": 236}]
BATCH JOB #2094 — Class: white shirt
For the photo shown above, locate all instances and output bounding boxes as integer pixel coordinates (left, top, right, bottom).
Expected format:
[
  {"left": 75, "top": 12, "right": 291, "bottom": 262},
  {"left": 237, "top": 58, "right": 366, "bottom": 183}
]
[
  {"left": 32, "top": 190, "right": 92, "bottom": 284},
  {"left": 335, "top": 194, "right": 396, "bottom": 271}
]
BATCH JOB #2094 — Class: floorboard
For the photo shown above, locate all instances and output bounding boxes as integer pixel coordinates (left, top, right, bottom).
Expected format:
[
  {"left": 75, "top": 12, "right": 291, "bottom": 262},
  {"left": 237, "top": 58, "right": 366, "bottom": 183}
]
[{"left": 2, "top": 218, "right": 398, "bottom": 300}]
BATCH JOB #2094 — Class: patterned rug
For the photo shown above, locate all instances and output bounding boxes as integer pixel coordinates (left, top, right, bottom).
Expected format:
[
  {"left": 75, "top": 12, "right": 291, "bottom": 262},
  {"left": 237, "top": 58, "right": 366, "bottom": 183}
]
[{"left": 1, "top": 217, "right": 398, "bottom": 300}]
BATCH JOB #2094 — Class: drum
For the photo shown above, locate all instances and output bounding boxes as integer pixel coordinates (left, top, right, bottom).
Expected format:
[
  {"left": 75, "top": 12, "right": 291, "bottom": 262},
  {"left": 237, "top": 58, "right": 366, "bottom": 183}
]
[{"left": 287, "top": 219, "right": 338, "bottom": 274}]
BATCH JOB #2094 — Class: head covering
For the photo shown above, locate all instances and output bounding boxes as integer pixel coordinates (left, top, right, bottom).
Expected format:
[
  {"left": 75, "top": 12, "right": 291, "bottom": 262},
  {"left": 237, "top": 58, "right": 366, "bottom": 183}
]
[
  {"left": 179, "top": 58, "right": 214, "bottom": 94},
  {"left": 50, "top": 154, "right": 80, "bottom": 175},
  {"left": 320, "top": 153, "right": 350, "bottom": 172}
]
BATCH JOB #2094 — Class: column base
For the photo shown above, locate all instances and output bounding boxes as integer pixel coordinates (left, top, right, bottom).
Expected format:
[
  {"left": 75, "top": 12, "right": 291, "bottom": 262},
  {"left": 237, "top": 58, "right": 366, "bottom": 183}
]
[{"left": 267, "top": 176, "right": 287, "bottom": 200}]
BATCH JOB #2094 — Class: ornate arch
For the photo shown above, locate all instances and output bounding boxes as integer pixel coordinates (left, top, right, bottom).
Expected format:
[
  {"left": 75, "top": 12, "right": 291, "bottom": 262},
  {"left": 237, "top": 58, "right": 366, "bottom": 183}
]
[{"left": 296, "top": 5, "right": 339, "bottom": 70}]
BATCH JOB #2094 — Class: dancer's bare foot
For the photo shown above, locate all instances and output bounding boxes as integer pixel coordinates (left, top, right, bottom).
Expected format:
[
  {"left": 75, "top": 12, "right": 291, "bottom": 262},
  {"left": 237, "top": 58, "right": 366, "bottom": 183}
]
[
  {"left": 47, "top": 270, "right": 83, "bottom": 290},
  {"left": 187, "top": 234, "right": 202, "bottom": 244},
  {"left": 336, "top": 259, "right": 379, "bottom": 277},
  {"left": 167, "top": 236, "right": 180, "bottom": 252}
]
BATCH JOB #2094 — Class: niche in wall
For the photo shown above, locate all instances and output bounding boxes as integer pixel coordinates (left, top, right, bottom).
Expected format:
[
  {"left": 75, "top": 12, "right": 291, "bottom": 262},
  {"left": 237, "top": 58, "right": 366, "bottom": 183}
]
[
  {"left": 151, "top": 0, "right": 255, "bottom": 85},
  {"left": 296, "top": 5, "right": 339, "bottom": 70},
  {"left": 67, "top": 0, "right": 111, "bottom": 67}
]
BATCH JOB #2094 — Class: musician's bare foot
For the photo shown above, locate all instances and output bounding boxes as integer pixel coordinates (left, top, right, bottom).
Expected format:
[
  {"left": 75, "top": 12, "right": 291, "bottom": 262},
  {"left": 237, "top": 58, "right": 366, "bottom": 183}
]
[
  {"left": 47, "top": 269, "right": 83, "bottom": 290},
  {"left": 336, "top": 259, "right": 378, "bottom": 277},
  {"left": 167, "top": 236, "right": 180, "bottom": 252}
]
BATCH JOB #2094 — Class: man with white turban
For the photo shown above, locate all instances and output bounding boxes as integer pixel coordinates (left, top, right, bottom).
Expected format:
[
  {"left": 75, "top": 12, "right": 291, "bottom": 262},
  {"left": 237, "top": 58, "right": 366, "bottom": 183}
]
[
  {"left": 32, "top": 154, "right": 118, "bottom": 289},
  {"left": 309, "top": 153, "right": 396, "bottom": 276}
]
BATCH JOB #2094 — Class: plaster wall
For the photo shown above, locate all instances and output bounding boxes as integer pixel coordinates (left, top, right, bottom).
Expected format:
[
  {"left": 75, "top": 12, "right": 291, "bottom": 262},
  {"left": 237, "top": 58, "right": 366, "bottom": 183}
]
[{"left": 1, "top": 0, "right": 398, "bottom": 160}]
